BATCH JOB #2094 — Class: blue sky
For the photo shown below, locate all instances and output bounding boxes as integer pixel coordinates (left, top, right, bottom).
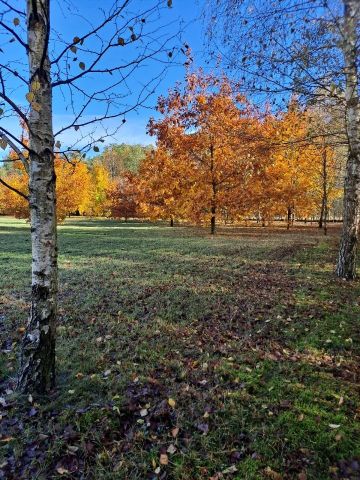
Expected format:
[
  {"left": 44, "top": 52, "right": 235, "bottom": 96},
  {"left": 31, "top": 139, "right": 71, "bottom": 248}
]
[{"left": 1, "top": 0, "right": 210, "bottom": 156}]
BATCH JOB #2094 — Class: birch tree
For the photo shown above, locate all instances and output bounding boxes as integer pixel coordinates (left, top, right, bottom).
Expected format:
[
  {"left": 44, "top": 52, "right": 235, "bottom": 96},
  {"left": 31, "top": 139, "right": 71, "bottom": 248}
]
[
  {"left": 336, "top": 0, "right": 360, "bottom": 278},
  {"left": 0, "top": 0, "right": 178, "bottom": 393}
]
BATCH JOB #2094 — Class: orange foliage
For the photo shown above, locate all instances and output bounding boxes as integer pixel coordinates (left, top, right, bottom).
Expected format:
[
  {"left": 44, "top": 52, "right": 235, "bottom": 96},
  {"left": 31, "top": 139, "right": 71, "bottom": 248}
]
[
  {"left": 137, "top": 147, "right": 186, "bottom": 222},
  {"left": 146, "top": 70, "right": 268, "bottom": 231},
  {"left": 0, "top": 85, "right": 342, "bottom": 229},
  {"left": 108, "top": 171, "right": 139, "bottom": 220},
  {"left": 0, "top": 157, "right": 104, "bottom": 221}
]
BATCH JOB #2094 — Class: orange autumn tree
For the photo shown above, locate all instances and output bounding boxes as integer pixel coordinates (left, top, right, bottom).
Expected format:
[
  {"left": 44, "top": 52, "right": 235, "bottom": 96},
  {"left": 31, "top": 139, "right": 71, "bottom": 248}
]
[
  {"left": 137, "top": 147, "right": 188, "bottom": 225},
  {"left": 0, "top": 163, "right": 29, "bottom": 217},
  {"left": 88, "top": 162, "right": 112, "bottom": 217},
  {"left": 108, "top": 171, "right": 139, "bottom": 220},
  {"left": 0, "top": 156, "right": 93, "bottom": 221},
  {"left": 55, "top": 158, "right": 91, "bottom": 220},
  {"left": 251, "top": 100, "right": 321, "bottom": 228},
  {"left": 148, "top": 70, "right": 267, "bottom": 233},
  {"left": 0, "top": 137, "right": 30, "bottom": 217}
]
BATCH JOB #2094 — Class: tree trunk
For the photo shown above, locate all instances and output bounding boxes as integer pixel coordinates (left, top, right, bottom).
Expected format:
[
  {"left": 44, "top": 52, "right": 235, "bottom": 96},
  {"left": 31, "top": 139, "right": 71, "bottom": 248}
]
[
  {"left": 319, "top": 198, "right": 324, "bottom": 229},
  {"left": 211, "top": 203, "right": 216, "bottom": 234},
  {"left": 17, "top": 0, "right": 57, "bottom": 394},
  {"left": 336, "top": 0, "right": 360, "bottom": 279},
  {"left": 322, "top": 148, "right": 328, "bottom": 236},
  {"left": 286, "top": 206, "right": 292, "bottom": 230},
  {"left": 170, "top": 217, "right": 174, "bottom": 227},
  {"left": 210, "top": 145, "right": 216, "bottom": 235}
]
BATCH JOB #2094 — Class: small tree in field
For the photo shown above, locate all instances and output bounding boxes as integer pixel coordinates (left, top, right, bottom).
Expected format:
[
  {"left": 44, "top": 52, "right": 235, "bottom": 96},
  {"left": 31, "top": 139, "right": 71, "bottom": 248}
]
[{"left": 0, "top": 0, "right": 177, "bottom": 394}]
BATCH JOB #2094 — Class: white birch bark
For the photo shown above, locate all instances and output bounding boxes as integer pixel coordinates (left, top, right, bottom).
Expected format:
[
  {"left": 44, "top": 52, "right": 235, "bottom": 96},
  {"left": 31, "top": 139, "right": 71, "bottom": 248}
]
[
  {"left": 336, "top": 0, "right": 360, "bottom": 279},
  {"left": 17, "top": 0, "right": 57, "bottom": 393}
]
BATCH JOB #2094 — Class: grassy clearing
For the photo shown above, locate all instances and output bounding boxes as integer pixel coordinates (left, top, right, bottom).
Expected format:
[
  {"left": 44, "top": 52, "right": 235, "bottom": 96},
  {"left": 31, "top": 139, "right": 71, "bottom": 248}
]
[{"left": 0, "top": 217, "right": 359, "bottom": 480}]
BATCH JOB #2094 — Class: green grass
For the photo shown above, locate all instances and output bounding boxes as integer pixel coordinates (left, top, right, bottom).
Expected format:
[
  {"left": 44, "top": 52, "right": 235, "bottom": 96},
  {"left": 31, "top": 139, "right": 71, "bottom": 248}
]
[{"left": 0, "top": 217, "right": 359, "bottom": 480}]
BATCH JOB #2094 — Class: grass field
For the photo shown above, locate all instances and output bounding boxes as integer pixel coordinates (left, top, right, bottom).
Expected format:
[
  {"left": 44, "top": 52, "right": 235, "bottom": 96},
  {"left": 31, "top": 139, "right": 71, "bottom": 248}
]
[{"left": 0, "top": 217, "right": 359, "bottom": 480}]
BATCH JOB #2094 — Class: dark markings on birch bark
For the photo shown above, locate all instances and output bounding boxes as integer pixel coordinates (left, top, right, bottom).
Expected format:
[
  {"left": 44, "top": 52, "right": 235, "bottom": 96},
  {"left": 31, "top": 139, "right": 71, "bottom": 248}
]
[
  {"left": 336, "top": 0, "right": 360, "bottom": 279},
  {"left": 17, "top": 0, "right": 58, "bottom": 394}
]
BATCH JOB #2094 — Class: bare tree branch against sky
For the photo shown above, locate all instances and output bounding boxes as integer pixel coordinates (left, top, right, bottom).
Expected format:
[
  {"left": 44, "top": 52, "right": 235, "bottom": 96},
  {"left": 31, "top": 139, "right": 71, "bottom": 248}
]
[{"left": 0, "top": 0, "right": 206, "bottom": 152}]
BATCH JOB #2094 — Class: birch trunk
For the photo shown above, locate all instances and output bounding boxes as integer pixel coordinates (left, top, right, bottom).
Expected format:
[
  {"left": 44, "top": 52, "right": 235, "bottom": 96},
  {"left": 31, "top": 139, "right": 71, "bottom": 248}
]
[
  {"left": 336, "top": 0, "right": 360, "bottom": 279},
  {"left": 17, "top": 0, "right": 57, "bottom": 393}
]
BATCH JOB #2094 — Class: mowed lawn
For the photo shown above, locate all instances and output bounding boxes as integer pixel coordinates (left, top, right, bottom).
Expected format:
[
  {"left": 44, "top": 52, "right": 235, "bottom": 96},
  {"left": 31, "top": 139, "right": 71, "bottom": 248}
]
[{"left": 0, "top": 217, "right": 359, "bottom": 480}]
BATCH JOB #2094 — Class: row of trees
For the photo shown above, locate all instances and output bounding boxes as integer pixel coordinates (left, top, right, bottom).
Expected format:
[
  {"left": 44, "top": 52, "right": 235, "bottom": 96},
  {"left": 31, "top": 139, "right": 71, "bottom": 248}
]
[
  {"left": 0, "top": 143, "right": 150, "bottom": 220},
  {"left": 140, "top": 72, "right": 344, "bottom": 233},
  {"left": 0, "top": 158, "right": 110, "bottom": 220},
  {"left": 1, "top": 73, "right": 344, "bottom": 233}
]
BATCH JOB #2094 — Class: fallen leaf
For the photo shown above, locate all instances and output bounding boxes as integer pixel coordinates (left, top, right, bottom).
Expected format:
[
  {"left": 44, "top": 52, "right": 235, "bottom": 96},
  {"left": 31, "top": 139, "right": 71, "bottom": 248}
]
[
  {"left": 68, "top": 445, "right": 79, "bottom": 453},
  {"left": 264, "top": 466, "right": 283, "bottom": 480},
  {"left": 168, "top": 398, "right": 176, "bottom": 408},
  {"left": 171, "top": 427, "right": 179, "bottom": 438},
  {"left": 56, "top": 467, "right": 69, "bottom": 475},
  {"left": 222, "top": 465, "right": 238, "bottom": 474},
  {"left": 167, "top": 444, "right": 176, "bottom": 454},
  {"left": 160, "top": 453, "right": 169, "bottom": 465}
]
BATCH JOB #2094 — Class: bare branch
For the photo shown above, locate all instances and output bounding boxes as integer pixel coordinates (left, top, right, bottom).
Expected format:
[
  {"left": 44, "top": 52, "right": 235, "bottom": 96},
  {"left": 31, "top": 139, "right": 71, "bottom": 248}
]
[
  {"left": 51, "top": 0, "right": 131, "bottom": 65},
  {"left": 0, "top": 20, "right": 29, "bottom": 52},
  {"left": 0, "top": 0, "right": 26, "bottom": 17},
  {"left": 0, "top": 91, "right": 29, "bottom": 127}
]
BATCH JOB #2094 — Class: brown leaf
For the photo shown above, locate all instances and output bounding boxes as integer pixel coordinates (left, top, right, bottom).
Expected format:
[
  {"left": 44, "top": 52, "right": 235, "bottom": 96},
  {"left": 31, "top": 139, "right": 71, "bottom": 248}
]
[
  {"left": 264, "top": 466, "right": 283, "bottom": 480},
  {"left": 56, "top": 467, "right": 69, "bottom": 475},
  {"left": 171, "top": 427, "right": 179, "bottom": 438}
]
